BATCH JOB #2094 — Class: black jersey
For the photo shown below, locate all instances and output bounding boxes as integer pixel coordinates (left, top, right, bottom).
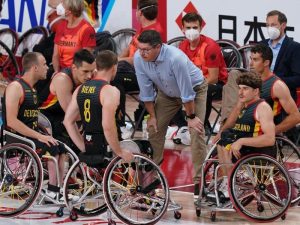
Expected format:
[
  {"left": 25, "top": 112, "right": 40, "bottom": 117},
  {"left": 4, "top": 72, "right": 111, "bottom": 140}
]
[
  {"left": 10, "top": 79, "right": 39, "bottom": 131},
  {"left": 77, "top": 79, "right": 109, "bottom": 155},
  {"left": 77, "top": 79, "right": 108, "bottom": 133},
  {"left": 261, "top": 75, "right": 282, "bottom": 124},
  {"left": 39, "top": 68, "right": 75, "bottom": 116},
  {"left": 233, "top": 99, "right": 264, "bottom": 139}
]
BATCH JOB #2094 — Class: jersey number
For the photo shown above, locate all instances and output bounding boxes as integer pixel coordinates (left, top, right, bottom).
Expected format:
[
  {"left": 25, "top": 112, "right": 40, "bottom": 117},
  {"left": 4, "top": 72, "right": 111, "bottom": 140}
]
[{"left": 84, "top": 99, "right": 91, "bottom": 122}]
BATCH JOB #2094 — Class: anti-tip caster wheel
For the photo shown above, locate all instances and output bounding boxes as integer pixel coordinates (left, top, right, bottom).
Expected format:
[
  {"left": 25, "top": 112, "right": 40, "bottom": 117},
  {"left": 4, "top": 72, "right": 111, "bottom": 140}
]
[
  {"left": 210, "top": 211, "right": 216, "bottom": 222},
  {"left": 196, "top": 208, "right": 201, "bottom": 217},
  {"left": 108, "top": 219, "right": 116, "bottom": 225},
  {"left": 281, "top": 213, "right": 286, "bottom": 220},
  {"left": 174, "top": 211, "right": 181, "bottom": 219},
  {"left": 56, "top": 207, "right": 64, "bottom": 217},
  {"left": 70, "top": 210, "right": 78, "bottom": 221}
]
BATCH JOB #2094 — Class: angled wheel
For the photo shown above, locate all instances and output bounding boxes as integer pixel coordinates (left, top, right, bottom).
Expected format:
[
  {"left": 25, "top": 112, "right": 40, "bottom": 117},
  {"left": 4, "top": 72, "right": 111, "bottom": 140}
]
[
  {"left": 216, "top": 39, "right": 242, "bottom": 69},
  {"left": 0, "top": 143, "right": 43, "bottom": 217},
  {"left": 275, "top": 136, "right": 300, "bottom": 206},
  {"left": 0, "top": 28, "right": 18, "bottom": 53},
  {"left": 103, "top": 154, "right": 169, "bottom": 225},
  {"left": 167, "top": 36, "right": 185, "bottom": 48},
  {"left": 0, "top": 40, "right": 20, "bottom": 81},
  {"left": 229, "top": 154, "right": 291, "bottom": 222},
  {"left": 112, "top": 28, "right": 136, "bottom": 55},
  {"left": 238, "top": 44, "right": 255, "bottom": 70},
  {"left": 15, "top": 26, "right": 48, "bottom": 58},
  {"left": 63, "top": 160, "right": 107, "bottom": 217}
]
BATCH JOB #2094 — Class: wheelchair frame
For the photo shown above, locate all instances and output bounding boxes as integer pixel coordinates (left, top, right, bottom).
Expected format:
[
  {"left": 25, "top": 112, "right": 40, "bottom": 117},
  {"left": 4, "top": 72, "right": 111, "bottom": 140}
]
[{"left": 195, "top": 137, "right": 296, "bottom": 222}]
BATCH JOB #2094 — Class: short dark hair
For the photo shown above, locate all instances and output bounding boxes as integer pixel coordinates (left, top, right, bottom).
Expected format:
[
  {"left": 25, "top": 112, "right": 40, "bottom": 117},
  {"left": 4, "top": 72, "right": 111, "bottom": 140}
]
[
  {"left": 237, "top": 71, "right": 262, "bottom": 91},
  {"left": 22, "top": 52, "right": 42, "bottom": 72},
  {"left": 96, "top": 50, "right": 118, "bottom": 70},
  {"left": 182, "top": 12, "right": 203, "bottom": 27},
  {"left": 251, "top": 44, "right": 273, "bottom": 67},
  {"left": 267, "top": 10, "right": 287, "bottom": 24},
  {"left": 138, "top": 0, "right": 158, "bottom": 20},
  {"left": 137, "top": 30, "right": 162, "bottom": 46},
  {"left": 73, "top": 49, "right": 95, "bottom": 67}
]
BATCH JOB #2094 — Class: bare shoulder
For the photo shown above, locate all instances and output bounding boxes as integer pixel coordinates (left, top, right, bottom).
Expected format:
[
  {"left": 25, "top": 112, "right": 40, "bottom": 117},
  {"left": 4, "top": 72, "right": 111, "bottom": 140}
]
[
  {"left": 101, "top": 84, "right": 120, "bottom": 97},
  {"left": 273, "top": 79, "right": 289, "bottom": 97},
  {"left": 52, "top": 72, "right": 72, "bottom": 84},
  {"left": 100, "top": 84, "right": 120, "bottom": 104},
  {"left": 256, "top": 101, "right": 273, "bottom": 119},
  {"left": 6, "top": 81, "right": 22, "bottom": 94}
]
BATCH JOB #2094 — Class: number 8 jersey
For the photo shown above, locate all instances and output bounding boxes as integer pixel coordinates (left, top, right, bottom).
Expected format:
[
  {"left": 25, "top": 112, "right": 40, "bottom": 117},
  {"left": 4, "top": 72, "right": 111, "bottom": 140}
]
[{"left": 77, "top": 79, "right": 108, "bottom": 134}]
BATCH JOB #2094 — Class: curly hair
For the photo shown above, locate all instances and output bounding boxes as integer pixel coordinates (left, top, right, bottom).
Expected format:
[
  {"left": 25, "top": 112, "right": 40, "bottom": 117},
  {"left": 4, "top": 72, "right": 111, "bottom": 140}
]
[{"left": 237, "top": 71, "right": 262, "bottom": 91}]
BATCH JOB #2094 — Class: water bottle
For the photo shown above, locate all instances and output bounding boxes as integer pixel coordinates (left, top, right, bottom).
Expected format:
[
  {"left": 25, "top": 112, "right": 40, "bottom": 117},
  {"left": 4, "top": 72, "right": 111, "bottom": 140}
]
[{"left": 142, "top": 115, "right": 150, "bottom": 139}]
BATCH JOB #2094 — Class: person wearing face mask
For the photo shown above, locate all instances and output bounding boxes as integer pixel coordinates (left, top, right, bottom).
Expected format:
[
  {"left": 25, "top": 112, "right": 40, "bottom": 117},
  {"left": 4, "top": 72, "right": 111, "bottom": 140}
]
[
  {"left": 52, "top": 0, "right": 96, "bottom": 73},
  {"left": 262, "top": 10, "right": 300, "bottom": 102},
  {"left": 177, "top": 12, "right": 228, "bottom": 138},
  {"left": 111, "top": 0, "right": 165, "bottom": 139}
]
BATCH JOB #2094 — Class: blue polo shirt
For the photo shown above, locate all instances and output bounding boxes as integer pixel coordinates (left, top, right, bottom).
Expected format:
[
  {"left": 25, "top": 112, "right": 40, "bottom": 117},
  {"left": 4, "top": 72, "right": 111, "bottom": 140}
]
[
  {"left": 268, "top": 35, "right": 286, "bottom": 72},
  {"left": 134, "top": 44, "right": 205, "bottom": 103}
]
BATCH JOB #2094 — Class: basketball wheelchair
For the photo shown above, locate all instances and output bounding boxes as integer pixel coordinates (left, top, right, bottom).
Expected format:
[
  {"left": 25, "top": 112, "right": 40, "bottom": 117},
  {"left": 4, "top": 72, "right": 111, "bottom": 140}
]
[
  {"left": 63, "top": 139, "right": 182, "bottom": 224},
  {"left": 0, "top": 112, "right": 181, "bottom": 224},
  {"left": 0, "top": 112, "right": 80, "bottom": 217},
  {"left": 194, "top": 135, "right": 300, "bottom": 222}
]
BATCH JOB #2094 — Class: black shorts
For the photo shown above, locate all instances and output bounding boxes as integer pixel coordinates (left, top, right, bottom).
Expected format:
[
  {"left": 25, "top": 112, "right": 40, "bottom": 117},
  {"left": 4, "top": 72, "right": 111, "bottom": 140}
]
[
  {"left": 5, "top": 134, "right": 66, "bottom": 157},
  {"left": 32, "top": 138, "right": 66, "bottom": 157},
  {"left": 218, "top": 129, "right": 276, "bottom": 163}
]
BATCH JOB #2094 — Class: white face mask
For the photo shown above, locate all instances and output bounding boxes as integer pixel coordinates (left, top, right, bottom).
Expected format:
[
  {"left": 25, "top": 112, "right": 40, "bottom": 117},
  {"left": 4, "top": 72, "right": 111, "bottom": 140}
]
[
  {"left": 267, "top": 26, "right": 280, "bottom": 40},
  {"left": 56, "top": 3, "right": 66, "bottom": 16},
  {"left": 184, "top": 28, "right": 200, "bottom": 41}
]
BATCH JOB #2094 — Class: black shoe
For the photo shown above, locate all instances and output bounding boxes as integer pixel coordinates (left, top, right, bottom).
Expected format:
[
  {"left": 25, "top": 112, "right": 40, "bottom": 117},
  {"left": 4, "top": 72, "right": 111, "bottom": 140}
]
[{"left": 194, "top": 183, "right": 200, "bottom": 199}]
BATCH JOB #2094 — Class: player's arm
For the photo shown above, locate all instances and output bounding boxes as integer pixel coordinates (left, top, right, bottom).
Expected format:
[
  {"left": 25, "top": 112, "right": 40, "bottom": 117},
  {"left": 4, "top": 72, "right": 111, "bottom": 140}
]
[
  {"left": 238, "top": 102, "right": 275, "bottom": 147},
  {"left": 100, "top": 85, "right": 123, "bottom": 156},
  {"left": 52, "top": 73, "right": 74, "bottom": 112},
  {"left": 273, "top": 80, "right": 300, "bottom": 134},
  {"left": 63, "top": 87, "right": 85, "bottom": 151}
]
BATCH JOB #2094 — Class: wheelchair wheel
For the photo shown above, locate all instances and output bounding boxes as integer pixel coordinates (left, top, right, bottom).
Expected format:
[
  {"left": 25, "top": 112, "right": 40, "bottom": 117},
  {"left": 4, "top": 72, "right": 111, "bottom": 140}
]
[
  {"left": 229, "top": 154, "right": 291, "bottom": 222},
  {"left": 0, "top": 143, "right": 43, "bottom": 217},
  {"left": 103, "top": 154, "right": 169, "bottom": 225},
  {"left": 0, "top": 40, "right": 20, "bottom": 81},
  {"left": 112, "top": 28, "right": 136, "bottom": 55},
  {"left": 63, "top": 160, "right": 107, "bottom": 217},
  {"left": 16, "top": 26, "right": 48, "bottom": 58},
  {"left": 275, "top": 136, "right": 300, "bottom": 206},
  {"left": 0, "top": 28, "right": 18, "bottom": 53},
  {"left": 167, "top": 36, "right": 185, "bottom": 48}
]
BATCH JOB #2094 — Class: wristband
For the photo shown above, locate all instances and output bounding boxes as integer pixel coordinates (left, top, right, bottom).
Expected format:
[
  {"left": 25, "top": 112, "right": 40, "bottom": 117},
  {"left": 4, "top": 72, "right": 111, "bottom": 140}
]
[{"left": 186, "top": 113, "right": 196, "bottom": 119}]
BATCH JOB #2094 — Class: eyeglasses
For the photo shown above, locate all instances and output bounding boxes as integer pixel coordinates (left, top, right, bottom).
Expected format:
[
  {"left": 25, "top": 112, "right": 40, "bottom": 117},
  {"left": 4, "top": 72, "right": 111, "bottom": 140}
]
[{"left": 138, "top": 47, "right": 155, "bottom": 55}]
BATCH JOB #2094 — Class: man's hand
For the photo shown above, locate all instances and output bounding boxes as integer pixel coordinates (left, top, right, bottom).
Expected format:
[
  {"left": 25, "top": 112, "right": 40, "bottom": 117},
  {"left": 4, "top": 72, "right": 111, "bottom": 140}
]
[
  {"left": 187, "top": 116, "right": 204, "bottom": 134},
  {"left": 230, "top": 139, "right": 242, "bottom": 159},
  {"left": 121, "top": 149, "right": 134, "bottom": 163},
  {"left": 38, "top": 134, "right": 58, "bottom": 147},
  {"left": 147, "top": 116, "right": 158, "bottom": 133}
]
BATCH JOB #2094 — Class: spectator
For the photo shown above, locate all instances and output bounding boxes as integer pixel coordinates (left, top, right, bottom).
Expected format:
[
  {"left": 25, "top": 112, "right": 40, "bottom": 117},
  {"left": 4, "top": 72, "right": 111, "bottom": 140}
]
[
  {"left": 178, "top": 12, "right": 228, "bottom": 133},
  {"left": 262, "top": 10, "right": 300, "bottom": 101},
  {"left": 52, "top": 0, "right": 96, "bottom": 73}
]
